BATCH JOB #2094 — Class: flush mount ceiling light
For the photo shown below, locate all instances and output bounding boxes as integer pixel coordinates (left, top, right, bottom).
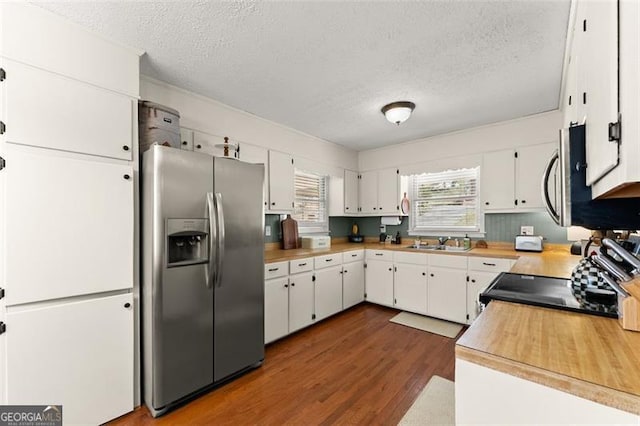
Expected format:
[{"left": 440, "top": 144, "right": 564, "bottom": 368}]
[{"left": 381, "top": 101, "right": 416, "bottom": 125}]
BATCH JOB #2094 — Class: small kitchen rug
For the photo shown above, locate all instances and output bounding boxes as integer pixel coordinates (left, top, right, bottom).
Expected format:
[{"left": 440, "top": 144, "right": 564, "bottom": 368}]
[
  {"left": 398, "top": 375, "right": 455, "bottom": 426},
  {"left": 389, "top": 312, "right": 463, "bottom": 338}
]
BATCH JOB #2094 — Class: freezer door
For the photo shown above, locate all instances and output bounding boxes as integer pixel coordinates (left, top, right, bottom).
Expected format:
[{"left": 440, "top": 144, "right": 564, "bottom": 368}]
[
  {"left": 143, "top": 146, "right": 215, "bottom": 409},
  {"left": 212, "top": 157, "right": 265, "bottom": 381}
]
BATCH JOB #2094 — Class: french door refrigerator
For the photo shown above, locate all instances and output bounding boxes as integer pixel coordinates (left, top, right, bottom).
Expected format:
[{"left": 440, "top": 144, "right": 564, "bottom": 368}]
[{"left": 142, "top": 145, "right": 265, "bottom": 417}]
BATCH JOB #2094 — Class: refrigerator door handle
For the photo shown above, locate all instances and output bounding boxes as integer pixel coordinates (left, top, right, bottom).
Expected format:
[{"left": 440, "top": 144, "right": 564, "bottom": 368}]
[
  {"left": 206, "top": 192, "right": 216, "bottom": 289},
  {"left": 214, "top": 192, "right": 225, "bottom": 288}
]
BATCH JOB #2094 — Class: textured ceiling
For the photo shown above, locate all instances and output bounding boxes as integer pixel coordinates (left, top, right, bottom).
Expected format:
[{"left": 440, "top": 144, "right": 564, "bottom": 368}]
[{"left": 37, "top": 1, "right": 570, "bottom": 151}]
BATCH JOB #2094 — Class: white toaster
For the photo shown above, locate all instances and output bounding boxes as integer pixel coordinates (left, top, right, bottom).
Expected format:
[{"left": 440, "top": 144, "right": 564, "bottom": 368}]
[{"left": 515, "top": 235, "right": 544, "bottom": 252}]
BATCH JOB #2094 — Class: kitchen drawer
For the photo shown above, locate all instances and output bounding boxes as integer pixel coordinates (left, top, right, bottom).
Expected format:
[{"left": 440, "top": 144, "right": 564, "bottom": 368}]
[
  {"left": 342, "top": 250, "right": 364, "bottom": 263},
  {"left": 365, "top": 249, "right": 393, "bottom": 261},
  {"left": 265, "top": 261, "right": 288, "bottom": 279},
  {"left": 289, "top": 258, "right": 314, "bottom": 274},
  {"left": 468, "top": 257, "right": 513, "bottom": 273},
  {"left": 393, "top": 251, "right": 428, "bottom": 265},
  {"left": 314, "top": 253, "right": 342, "bottom": 270},
  {"left": 428, "top": 254, "right": 468, "bottom": 270}
]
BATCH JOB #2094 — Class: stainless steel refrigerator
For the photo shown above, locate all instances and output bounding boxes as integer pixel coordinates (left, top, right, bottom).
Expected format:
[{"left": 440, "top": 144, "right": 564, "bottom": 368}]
[{"left": 142, "top": 145, "right": 264, "bottom": 417}]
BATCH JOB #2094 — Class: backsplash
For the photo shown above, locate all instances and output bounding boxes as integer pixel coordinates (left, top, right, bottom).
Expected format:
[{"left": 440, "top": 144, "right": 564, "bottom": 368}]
[{"left": 267, "top": 212, "right": 570, "bottom": 244}]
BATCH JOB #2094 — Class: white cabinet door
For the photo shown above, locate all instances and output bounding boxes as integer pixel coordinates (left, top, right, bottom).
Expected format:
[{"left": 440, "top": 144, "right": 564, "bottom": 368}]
[
  {"left": 365, "top": 260, "right": 394, "bottom": 306},
  {"left": 394, "top": 263, "right": 428, "bottom": 315},
  {"left": 3, "top": 145, "right": 134, "bottom": 305},
  {"left": 288, "top": 272, "right": 314, "bottom": 332},
  {"left": 427, "top": 266, "right": 467, "bottom": 324},
  {"left": 239, "top": 143, "right": 269, "bottom": 210},
  {"left": 377, "top": 167, "right": 399, "bottom": 214},
  {"left": 193, "top": 131, "right": 237, "bottom": 158},
  {"left": 515, "top": 142, "right": 556, "bottom": 209},
  {"left": 467, "top": 271, "right": 499, "bottom": 324},
  {"left": 482, "top": 149, "right": 515, "bottom": 210},
  {"left": 344, "top": 169, "right": 359, "bottom": 214},
  {"left": 5, "top": 293, "right": 134, "bottom": 425},
  {"left": 580, "top": 0, "right": 619, "bottom": 185},
  {"left": 268, "top": 150, "right": 294, "bottom": 211},
  {"left": 265, "top": 277, "right": 289, "bottom": 344},
  {"left": 1, "top": 59, "right": 133, "bottom": 160},
  {"left": 343, "top": 260, "right": 365, "bottom": 309},
  {"left": 315, "top": 266, "right": 343, "bottom": 321},
  {"left": 359, "top": 170, "right": 378, "bottom": 214},
  {"left": 179, "top": 128, "right": 194, "bottom": 151}
]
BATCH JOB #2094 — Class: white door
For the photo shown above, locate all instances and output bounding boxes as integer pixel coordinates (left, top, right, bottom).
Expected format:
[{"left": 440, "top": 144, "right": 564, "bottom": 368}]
[
  {"left": 288, "top": 272, "right": 314, "bottom": 332},
  {"left": 344, "top": 169, "right": 359, "bottom": 214},
  {"left": 377, "top": 168, "right": 399, "bottom": 214},
  {"left": 515, "top": 142, "right": 556, "bottom": 209},
  {"left": 265, "top": 277, "right": 289, "bottom": 343},
  {"left": 343, "top": 261, "right": 365, "bottom": 309},
  {"left": 580, "top": 0, "right": 619, "bottom": 185},
  {"left": 0, "top": 58, "right": 133, "bottom": 160},
  {"left": 5, "top": 293, "right": 134, "bottom": 425},
  {"left": 179, "top": 128, "right": 194, "bottom": 151},
  {"left": 394, "top": 263, "right": 428, "bottom": 315},
  {"left": 365, "top": 260, "right": 394, "bottom": 306},
  {"left": 482, "top": 149, "right": 515, "bottom": 210},
  {"left": 467, "top": 271, "right": 499, "bottom": 324},
  {"left": 359, "top": 170, "right": 378, "bottom": 214},
  {"left": 238, "top": 143, "right": 269, "bottom": 210},
  {"left": 268, "top": 150, "right": 294, "bottom": 211},
  {"left": 3, "top": 145, "right": 134, "bottom": 305},
  {"left": 427, "top": 266, "right": 467, "bottom": 324},
  {"left": 315, "top": 266, "right": 343, "bottom": 321}
]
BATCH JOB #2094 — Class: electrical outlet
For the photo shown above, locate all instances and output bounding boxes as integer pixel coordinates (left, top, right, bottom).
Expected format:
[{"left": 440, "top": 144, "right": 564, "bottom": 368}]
[
  {"left": 265, "top": 225, "right": 271, "bottom": 237},
  {"left": 380, "top": 224, "right": 386, "bottom": 233},
  {"left": 521, "top": 226, "right": 534, "bottom": 235}
]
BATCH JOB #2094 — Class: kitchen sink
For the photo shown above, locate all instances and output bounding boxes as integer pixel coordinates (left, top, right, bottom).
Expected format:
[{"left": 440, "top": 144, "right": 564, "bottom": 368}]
[{"left": 406, "top": 244, "right": 471, "bottom": 252}]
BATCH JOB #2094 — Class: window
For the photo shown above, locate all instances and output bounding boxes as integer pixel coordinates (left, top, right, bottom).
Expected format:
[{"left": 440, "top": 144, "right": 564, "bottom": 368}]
[
  {"left": 293, "top": 169, "right": 328, "bottom": 233},
  {"left": 408, "top": 167, "right": 481, "bottom": 234}
]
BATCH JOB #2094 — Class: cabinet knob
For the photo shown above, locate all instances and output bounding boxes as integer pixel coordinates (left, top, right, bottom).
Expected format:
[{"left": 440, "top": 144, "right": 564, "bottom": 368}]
[
  {"left": 291, "top": 282, "right": 295, "bottom": 287},
  {"left": 196, "top": 144, "right": 202, "bottom": 149},
  {"left": 271, "top": 202, "right": 276, "bottom": 206},
  {"left": 379, "top": 207, "right": 382, "bottom": 210},
  {"left": 122, "top": 145, "right": 129, "bottom": 151},
  {"left": 373, "top": 207, "right": 377, "bottom": 210},
  {"left": 521, "top": 200, "right": 526, "bottom": 204},
  {"left": 422, "top": 272, "right": 426, "bottom": 276},
  {"left": 182, "top": 141, "right": 188, "bottom": 145},
  {"left": 124, "top": 302, "right": 131, "bottom": 308},
  {"left": 344, "top": 270, "right": 348, "bottom": 274},
  {"left": 388, "top": 267, "right": 392, "bottom": 271},
  {"left": 485, "top": 202, "right": 489, "bottom": 206},
  {"left": 284, "top": 284, "right": 289, "bottom": 288},
  {"left": 430, "top": 273, "right": 434, "bottom": 277},
  {"left": 123, "top": 174, "right": 130, "bottom": 180},
  {"left": 346, "top": 207, "right": 349, "bottom": 210},
  {"left": 471, "top": 279, "right": 476, "bottom": 283}
]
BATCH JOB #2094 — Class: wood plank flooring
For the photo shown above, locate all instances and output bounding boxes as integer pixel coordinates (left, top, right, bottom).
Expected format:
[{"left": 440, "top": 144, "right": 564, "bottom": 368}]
[{"left": 111, "top": 304, "right": 461, "bottom": 425}]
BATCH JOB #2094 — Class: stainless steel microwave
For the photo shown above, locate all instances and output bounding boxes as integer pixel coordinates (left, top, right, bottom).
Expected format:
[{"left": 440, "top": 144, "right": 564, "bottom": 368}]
[{"left": 541, "top": 125, "right": 639, "bottom": 230}]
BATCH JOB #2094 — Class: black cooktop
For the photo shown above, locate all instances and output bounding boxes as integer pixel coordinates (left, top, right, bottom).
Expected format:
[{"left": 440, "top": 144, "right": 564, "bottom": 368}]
[{"left": 480, "top": 272, "right": 618, "bottom": 318}]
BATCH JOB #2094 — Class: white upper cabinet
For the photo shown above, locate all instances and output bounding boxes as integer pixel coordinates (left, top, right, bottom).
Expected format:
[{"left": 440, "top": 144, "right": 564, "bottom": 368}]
[
  {"left": 482, "top": 149, "right": 516, "bottom": 210},
  {"left": 239, "top": 143, "right": 269, "bottom": 209},
  {"left": 359, "top": 170, "right": 378, "bottom": 214},
  {"left": 3, "top": 145, "right": 134, "bottom": 306},
  {"left": 0, "top": 2, "right": 140, "bottom": 97},
  {"left": 377, "top": 167, "right": 400, "bottom": 214},
  {"left": 515, "top": 142, "right": 557, "bottom": 209},
  {"left": 5, "top": 293, "right": 134, "bottom": 425},
  {"left": 344, "top": 169, "right": 359, "bottom": 214},
  {"left": 179, "top": 128, "right": 194, "bottom": 151},
  {"left": 1, "top": 59, "right": 133, "bottom": 160},
  {"left": 268, "top": 150, "right": 294, "bottom": 211}
]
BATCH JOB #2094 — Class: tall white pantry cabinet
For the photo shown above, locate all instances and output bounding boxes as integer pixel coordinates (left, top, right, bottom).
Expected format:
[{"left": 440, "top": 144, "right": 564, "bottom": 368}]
[{"left": 0, "top": 4, "right": 141, "bottom": 425}]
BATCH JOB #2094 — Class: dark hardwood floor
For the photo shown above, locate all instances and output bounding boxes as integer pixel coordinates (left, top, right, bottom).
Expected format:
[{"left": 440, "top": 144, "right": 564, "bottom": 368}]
[{"left": 112, "top": 304, "right": 461, "bottom": 425}]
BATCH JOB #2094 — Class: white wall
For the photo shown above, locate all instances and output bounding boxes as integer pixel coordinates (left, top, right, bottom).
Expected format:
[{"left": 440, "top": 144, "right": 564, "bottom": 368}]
[
  {"left": 358, "top": 111, "right": 563, "bottom": 171},
  {"left": 140, "top": 76, "right": 358, "bottom": 172}
]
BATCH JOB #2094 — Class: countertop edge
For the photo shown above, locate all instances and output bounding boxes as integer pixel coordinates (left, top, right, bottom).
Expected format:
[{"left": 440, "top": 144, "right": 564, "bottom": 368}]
[{"left": 456, "top": 342, "right": 640, "bottom": 416}]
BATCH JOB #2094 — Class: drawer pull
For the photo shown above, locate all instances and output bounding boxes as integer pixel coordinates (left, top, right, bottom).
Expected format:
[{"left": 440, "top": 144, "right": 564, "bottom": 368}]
[
  {"left": 325, "top": 259, "right": 332, "bottom": 262},
  {"left": 482, "top": 262, "right": 496, "bottom": 266},
  {"left": 298, "top": 263, "right": 307, "bottom": 267},
  {"left": 268, "top": 267, "right": 279, "bottom": 272},
  {"left": 351, "top": 254, "right": 357, "bottom": 257},
  {"left": 375, "top": 253, "right": 384, "bottom": 256}
]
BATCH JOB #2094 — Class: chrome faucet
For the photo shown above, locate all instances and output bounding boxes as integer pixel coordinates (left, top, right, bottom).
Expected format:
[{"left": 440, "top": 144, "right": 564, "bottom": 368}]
[{"left": 437, "top": 236, "right": 450, "bottom": 246}]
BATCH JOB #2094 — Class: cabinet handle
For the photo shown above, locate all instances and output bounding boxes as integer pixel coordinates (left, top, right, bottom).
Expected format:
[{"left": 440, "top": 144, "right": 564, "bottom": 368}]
[
  {"left": 422, "top": 272, "right": 426, "bottom": 276},
  {"left": 122, "top": 145, "right": 129, "bottom": 151},
  {"left": 346, "top": 207, "right": 349, "bottom": 210},
  {"left": 339, "top": 270, "right": 344, "bottom": 274},
  {"left": 291, "top": 282, "right": 295, "bottom": 287},
  {"left": 284, "top": 284, "right": 289, "bottom": 288},
  {"left": 430, "top": 273, "right": 434, "bottom": 277},
  {"left": 351, "top": 254, "right": 357, "bottom": 257},
  {"left": 388, "top": 267, "right": 392, "bottom": 271},
  {"left": 271, "top": 202, "right": 276, "bottom": 206},
  {"left": 325, "top": 259, "right": 332, "bottom": 262},
  {"left": 344, "top": 270, "right": 348, "bottom": 274},
  {"left": 268, "top": 267, "right": 279, "bottom": 272},
  {"left": 375, "top": 253, "right": 383, "bottom": 256},
  {"left": 182, "top": 141, "right": 188, "bottom": 145},
  {"left": 124, "top": 302, "right": 131, "bottom": 308},
  {"left": 485, "top": 202, "right": 489, "bottom": 206},
  {"left": 373, "top": 207, "right": 377, "bottom": 210},
  {"left": 379, "top": 207, "right": 382, "bottom": 210},
  {"left": 471, "top": 279, "right": 476, "bottom": 283},
  {"left": 298, "top": 263, "right": 307, "bottom": 266},
  {"left": 196, "top": 144, "right": 202, "bottom": 149},
  {"left": 521, "top": 200, "right": 526, "bottom": 204},
  {"left": 123, "top": 174, "right": 130, "bottom": 180},
  {"left": 482, "top": 262, "right": 496, "bottom": 266}
]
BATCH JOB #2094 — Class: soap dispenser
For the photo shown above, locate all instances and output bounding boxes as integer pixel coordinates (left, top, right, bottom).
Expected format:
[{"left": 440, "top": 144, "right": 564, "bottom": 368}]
[{"left": 395, "top": 231, "right": 402, "bottom": 245}]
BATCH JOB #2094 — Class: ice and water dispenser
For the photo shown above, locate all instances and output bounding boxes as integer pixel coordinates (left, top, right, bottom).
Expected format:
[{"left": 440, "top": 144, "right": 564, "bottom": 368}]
[{"left": 166, "top": 219, "right": 209, "bottom": 267}]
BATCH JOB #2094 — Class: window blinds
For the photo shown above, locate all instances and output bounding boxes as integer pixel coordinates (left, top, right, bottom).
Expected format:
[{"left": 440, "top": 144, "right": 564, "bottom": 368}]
[
  {"left": 294, "top": 169, "right": 328, "bottom": 232},
  {"left": 409, "top": 167, "right": 480, "bottom": 231}
]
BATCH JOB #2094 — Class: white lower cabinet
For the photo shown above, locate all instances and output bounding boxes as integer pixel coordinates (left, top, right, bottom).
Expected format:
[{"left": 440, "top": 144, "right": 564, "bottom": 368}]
[
  {"left": 5, "top": 293, "right": 133, "bottom": 425},
  {"left": 264, "top": 276, "right": 289, "bottom": 344},
  {"left": 288, "top": 272, "right": 314, "bottom": 333},
  {"left": 343, "top": 260, "right": 365, "bottom": 309},
  {"left": 394, "top": 263, "right": 428, "bottom": 315},
  {"left": 365, "top": 259, "right": 394, "bottom": 306},
  {"left": 427, "top": 266, "right": 468, "bottom": 324},
  {"left": 315, "top": 266, "right": 343, "bottom": 321},
  {"left": 466, "top": 271, "right": 500, "bottom": 324}
]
